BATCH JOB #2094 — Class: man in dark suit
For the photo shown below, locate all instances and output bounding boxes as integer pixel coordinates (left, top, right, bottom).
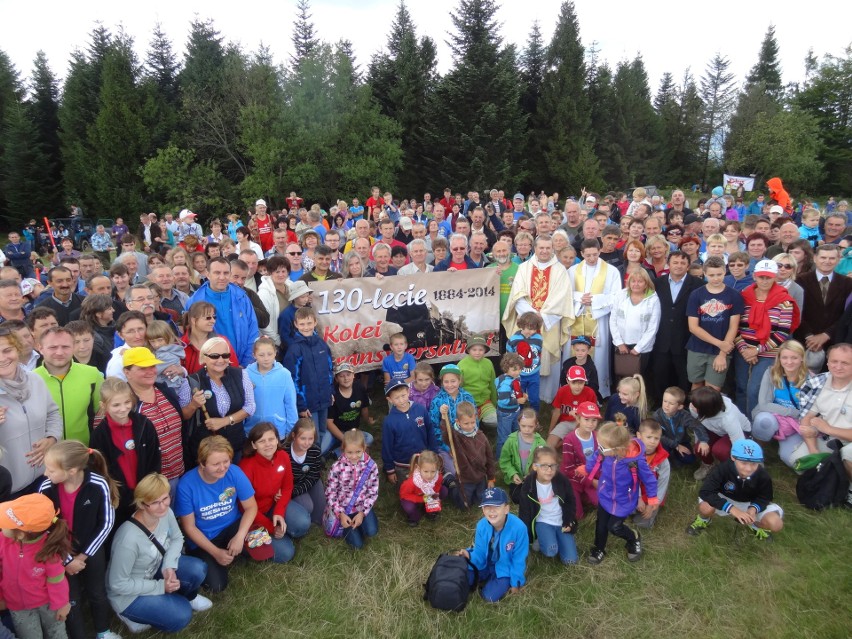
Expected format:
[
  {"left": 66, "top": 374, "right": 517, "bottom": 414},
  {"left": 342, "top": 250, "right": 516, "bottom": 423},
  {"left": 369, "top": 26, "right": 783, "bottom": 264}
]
[
  {"left": 795, "top": 244, "right": 852, "bottom": 367},
  {"left": 651, "top": 250, "right": 704, "bottom": 402}
]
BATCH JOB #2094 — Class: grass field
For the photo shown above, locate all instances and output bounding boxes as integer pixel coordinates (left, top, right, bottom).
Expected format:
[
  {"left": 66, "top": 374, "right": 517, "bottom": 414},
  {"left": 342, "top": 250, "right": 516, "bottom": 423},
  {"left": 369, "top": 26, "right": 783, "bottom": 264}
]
[{"left": 122, "top": 391, "right": 851, "bottom": 639}]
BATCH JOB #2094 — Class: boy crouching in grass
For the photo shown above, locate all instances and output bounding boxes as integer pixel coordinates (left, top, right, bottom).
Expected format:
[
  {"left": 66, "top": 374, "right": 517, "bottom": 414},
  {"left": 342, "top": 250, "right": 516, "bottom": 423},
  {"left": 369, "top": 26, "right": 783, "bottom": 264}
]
[{"left": 687, "top": 439, "right": 783, "bottom": 541}]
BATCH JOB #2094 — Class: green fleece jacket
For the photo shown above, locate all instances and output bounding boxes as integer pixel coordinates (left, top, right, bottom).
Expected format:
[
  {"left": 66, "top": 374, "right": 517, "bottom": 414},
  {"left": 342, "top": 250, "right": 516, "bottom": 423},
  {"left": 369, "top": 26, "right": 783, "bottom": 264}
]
[
  {"left": 34, "top": 362, "right": 103, "bottom": 445},
  {"left": 499, "top": 431, "right": 547, "bottom": 484},
  {"left": 458, "top": 356, "right": 497, "bottom": 407}
]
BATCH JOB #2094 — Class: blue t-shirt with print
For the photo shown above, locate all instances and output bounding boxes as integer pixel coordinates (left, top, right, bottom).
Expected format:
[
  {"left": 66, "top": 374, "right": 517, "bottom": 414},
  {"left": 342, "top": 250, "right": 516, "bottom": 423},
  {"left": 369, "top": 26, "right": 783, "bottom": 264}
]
[
  {"left": 383, "top": 352, "right": 416, "bottom": 381},
  {"left": 176, "top": 465, "right": 254, "bottom": 546},
  {"left": 506, "top": 332, "right": 542, "bottom": 378},
  {"left": 685, "top": 285, "right": 744, "bottom": 355}
]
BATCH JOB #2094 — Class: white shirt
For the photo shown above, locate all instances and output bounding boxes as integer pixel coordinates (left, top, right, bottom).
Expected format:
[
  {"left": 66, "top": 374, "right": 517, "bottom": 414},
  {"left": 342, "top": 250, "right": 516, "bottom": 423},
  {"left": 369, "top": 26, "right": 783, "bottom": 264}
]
[{"left": 535, "top": 481, "right": 563, "bottom": 527}]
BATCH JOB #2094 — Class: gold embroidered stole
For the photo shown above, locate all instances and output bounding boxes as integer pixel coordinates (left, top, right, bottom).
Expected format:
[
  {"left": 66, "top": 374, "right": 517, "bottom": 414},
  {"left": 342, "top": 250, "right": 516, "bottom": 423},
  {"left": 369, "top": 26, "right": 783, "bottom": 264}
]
[
  {"left": 530, "top": 265, "right": 551, "bottom": 311},
  {"left": 570, "top": 262, "right": 607, "bottom": 340}
]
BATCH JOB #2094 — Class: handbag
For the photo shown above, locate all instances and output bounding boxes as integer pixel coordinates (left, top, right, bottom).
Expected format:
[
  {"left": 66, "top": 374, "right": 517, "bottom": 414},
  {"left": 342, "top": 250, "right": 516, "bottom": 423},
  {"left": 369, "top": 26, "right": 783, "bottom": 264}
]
[
  {"left": 613, "top": 351, "right": 641, "bottom": 377},
  {"left": 323, "top": 459, "right": 376, "bottom": 538}
]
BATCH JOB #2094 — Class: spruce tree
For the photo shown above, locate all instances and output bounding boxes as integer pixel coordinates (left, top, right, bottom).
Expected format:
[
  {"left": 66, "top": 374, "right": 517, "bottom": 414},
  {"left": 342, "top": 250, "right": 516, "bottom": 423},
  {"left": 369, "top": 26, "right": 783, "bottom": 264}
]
[
  {"left": 27, "top": 51, "right": 63, "bottom": 210},
  {"left": 520, "top": 21, "right": 546, "bottom": 121},
  {"left": 141, "top": 24, "right": 181, "bottom": 152},
  {"left": 422, "top": 0, "right": 525, "bottom": 192},
  {"left": 1, "top": 101, "right": 54, "bottom": 227},
  {"left": 698, "top": 53, "right": 736, "bottom": 189},
  {"left": 746, "top": 25, "right": 783, "bottom": 100},
  {"left": 534, "top": 1, "right": 600, "bottom": 193},
  {"left": 368, "top": 1, "right": 437, "bottom": 195},
  {"left": 587, "top": 50, "right": 625, "bottom": 188},
  {"left": 291, "top": 0, "right": 319, "bottom": 68},
  {"left": 611, "top": 56, "right": 658, "bottom": 186}
]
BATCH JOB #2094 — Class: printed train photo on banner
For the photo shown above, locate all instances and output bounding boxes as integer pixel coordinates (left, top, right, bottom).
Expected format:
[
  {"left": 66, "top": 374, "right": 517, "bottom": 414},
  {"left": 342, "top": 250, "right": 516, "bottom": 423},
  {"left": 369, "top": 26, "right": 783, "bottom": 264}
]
[{"left": 306, "top": 270, "right": 502, "bottom": 371}]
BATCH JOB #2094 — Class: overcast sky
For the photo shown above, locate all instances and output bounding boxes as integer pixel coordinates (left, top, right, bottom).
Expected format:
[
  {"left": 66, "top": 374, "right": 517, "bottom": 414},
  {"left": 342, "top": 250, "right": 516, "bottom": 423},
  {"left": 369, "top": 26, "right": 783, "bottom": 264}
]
[{"left": 1, "top": 0, "right": 848, "bottom": 93}]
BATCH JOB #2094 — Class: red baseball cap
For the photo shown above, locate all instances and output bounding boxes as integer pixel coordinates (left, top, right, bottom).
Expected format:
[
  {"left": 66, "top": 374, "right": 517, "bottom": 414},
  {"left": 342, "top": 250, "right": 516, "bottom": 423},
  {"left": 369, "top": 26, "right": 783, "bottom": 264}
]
[
  {"left": 576, "top": 402, "right": 601, "bottom": 419},
  {"left": 567, "top": 366, "right": 587, "bottom": 382}
]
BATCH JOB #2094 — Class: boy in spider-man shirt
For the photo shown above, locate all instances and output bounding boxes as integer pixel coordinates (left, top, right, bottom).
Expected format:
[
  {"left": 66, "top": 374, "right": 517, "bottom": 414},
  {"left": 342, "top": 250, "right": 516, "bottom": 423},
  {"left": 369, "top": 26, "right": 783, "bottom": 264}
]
[{"left": 506, "top": 312, "right": 543, "bottom": 411}]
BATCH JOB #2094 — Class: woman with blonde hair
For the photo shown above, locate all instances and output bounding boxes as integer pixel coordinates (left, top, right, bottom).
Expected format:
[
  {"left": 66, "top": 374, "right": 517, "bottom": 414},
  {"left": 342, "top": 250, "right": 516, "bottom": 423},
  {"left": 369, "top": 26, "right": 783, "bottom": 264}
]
[
  {"left": 643, "top": 234, "right": 670, "bottom": 277},
  {"left": 609, "top": 270, "right": 661, "bottom": 378}
]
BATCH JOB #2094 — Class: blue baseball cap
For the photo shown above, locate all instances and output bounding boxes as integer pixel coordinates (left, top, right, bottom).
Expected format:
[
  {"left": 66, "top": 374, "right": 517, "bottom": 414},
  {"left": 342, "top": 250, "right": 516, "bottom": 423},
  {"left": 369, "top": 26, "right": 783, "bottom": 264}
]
[
  {"left": 384, "top": 379, "right": 409, "bottom": 396},
  {"left": 571, "top": 336, "right": 591, "bottom": 347},
  {"left": 480, "top": 487, "right": 509, "bottom": 507}
]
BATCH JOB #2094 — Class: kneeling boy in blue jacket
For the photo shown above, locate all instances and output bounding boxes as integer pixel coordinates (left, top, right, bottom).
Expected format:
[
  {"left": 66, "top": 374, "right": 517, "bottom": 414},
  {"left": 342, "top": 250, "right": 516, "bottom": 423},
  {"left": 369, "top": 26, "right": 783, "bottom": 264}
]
[{"left": 457, "top": 487, "right": 528, "bottom": 602}]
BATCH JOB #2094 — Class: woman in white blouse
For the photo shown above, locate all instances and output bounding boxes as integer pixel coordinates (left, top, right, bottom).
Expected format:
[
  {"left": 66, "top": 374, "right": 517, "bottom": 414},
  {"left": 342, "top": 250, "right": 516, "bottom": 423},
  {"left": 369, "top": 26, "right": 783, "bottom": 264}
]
[{"left": 609, "top": 269, "right": 661, "bottom": 377}]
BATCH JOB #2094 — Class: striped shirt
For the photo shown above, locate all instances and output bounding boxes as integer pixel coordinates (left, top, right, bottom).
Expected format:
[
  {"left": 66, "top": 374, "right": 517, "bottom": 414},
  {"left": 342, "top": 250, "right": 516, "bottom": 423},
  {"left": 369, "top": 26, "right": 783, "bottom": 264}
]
[
  {"left": 734, "top": 300, "right": 795, "bottom": 358},
  {"left": 137, "top": 389, "right": 184, "bottom": 480}
]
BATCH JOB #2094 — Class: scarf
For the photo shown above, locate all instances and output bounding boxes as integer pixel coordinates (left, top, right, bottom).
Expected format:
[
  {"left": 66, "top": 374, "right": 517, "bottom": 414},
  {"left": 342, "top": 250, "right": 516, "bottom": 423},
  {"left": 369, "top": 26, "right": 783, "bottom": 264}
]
[
  {"left": 741, "top": 283, "right": 800, "bottom": 344},
  {"left": 411, "top": 468, "right": 439, "bottom": 497},
  {"left": 453, "top": 421, "right": 479, "bottom": 438},
  {"left": 0, "top": 365, "right": 31, "bottom": 403}
]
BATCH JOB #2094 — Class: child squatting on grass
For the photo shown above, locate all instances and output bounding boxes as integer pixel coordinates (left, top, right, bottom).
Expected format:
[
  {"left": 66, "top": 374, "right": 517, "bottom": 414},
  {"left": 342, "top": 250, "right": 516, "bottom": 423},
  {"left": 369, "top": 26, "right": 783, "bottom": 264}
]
[{"left": 687, "top": 439, "right": 783, "bottom": 541}]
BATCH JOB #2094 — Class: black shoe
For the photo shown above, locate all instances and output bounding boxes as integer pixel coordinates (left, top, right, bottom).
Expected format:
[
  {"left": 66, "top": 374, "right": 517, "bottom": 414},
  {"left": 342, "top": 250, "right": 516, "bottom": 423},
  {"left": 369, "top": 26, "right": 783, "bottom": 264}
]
[
  {"left": 407, "top": 519, "right": 419, "bottom": 527},
  {"left": 587, "top": 548, "right": 605, "bottom": 565}
]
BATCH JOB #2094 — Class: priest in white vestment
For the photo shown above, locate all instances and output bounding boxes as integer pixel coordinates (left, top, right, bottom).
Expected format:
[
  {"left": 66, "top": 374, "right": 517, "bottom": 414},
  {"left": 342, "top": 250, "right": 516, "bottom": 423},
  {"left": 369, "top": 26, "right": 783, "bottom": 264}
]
[
  {"left": 502, "top": 234, "right": 575, "bottom": 403},
  {"left": 567, "top": 240, "right": 622, "bottom": 398}
]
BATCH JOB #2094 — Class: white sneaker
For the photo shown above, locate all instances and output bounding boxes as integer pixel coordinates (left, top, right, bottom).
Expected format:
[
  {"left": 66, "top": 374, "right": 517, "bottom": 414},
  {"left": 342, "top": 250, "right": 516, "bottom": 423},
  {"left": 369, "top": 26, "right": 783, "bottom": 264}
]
[
  {"left": 99, "top": 631, "right": 123, "bottom": 639},
  {"left": 190, "top": 594, "right": 213, "bottom": 612},
  {"left": 118, "top": 616, "right": 150, "bottom": 634}
]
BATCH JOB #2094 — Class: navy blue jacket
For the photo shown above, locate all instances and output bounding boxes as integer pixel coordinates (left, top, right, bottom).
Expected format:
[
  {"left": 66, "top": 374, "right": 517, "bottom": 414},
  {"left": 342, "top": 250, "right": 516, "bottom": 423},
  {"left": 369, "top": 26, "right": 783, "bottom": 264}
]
[
  {"left": 282, "top": 330, "right": 333, "bottom": 413},
  {"left": 380, "top": 402, "right": 438, "bottom": 475}
]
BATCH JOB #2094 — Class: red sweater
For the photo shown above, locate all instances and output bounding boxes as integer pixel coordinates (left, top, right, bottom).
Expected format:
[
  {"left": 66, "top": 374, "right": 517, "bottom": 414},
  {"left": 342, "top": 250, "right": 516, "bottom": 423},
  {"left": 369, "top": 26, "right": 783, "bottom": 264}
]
[
  {"left": 399, "top": 473, "right": 444, "bottom": 504},
  {"left": 239, "top": 450, "right": 294, "bottom": 533}
]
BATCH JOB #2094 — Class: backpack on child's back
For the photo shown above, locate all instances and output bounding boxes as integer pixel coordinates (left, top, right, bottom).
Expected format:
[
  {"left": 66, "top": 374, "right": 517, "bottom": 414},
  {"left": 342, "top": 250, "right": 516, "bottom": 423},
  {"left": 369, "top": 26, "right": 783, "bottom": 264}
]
[{"left": 423, "top": 553, "right": 477, "bottom": 612}]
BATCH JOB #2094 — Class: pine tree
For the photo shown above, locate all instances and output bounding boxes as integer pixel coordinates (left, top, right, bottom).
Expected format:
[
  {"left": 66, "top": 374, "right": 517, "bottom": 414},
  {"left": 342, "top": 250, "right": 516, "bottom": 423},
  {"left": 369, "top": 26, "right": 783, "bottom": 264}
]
[
  {"left": 725, "top": 26, "right": 784, "bottom": 175},
  {"left": 520, "top": 21, "right": 546, "bottom": 120},
  {"left": 27, "top": 51, "right": 63, "bottom": 212},
  {"left": 89, "top": 38, "right": 150, "bottom": 214},
  {"left": 141, "top": 24, "right": 181, "bottom": 152},
  {"left": 534, "top": 1, "right": 601, "bottom": 192},
  {"left": 587, "top": 49, "right": 625, "bottom": 187},
  {"left": 698, "top": 53, "right": 736, "bottom": 189},
  {"left": 59, "top": 24, "right": 113, "bottom": 208},
  {"left": 422, "top": 0, "right": 526, "bottom": 192},
  {"left": 611, "top": 56, "right": 658, "bottom": 186},
  {"left": 1, "top": 101, "right": 54, "bottom": 227},
  {"left": 671, "top": 70, "right": 704, "bottom": 186},
  {"left": 0, "top": 50, "right": 24, "bottom": 222},
  {"left": 291, "top": 0, "right": 319, "bottom": 68},
  {"left": 746, "top": 25, "right": 783, "bottom": 100},
  {"left": 368, "top": 1, "right": 437, "bottom": 195},
  {"left": 654, "top": 72, "right": 679, "bottom": 183}
]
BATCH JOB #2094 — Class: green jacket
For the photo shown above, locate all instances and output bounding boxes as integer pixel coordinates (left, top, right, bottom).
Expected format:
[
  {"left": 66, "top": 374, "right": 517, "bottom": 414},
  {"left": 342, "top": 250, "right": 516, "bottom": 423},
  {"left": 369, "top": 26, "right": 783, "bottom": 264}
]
[
  {"left": 34, "top": 362, "right": 103, "bottom": 445},
  {"left": 458, "top": 356, "right": 497, "bottom": 407},
  {"left": 499, "top": 431, "right": 547, "bottom": 484}
]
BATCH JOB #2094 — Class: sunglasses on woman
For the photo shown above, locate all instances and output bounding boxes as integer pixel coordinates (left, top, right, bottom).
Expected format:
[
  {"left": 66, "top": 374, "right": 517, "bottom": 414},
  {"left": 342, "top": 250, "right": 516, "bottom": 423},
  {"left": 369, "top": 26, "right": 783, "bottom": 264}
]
[{"left": 205, "top": 352, "right": 231, "bottom": 360}]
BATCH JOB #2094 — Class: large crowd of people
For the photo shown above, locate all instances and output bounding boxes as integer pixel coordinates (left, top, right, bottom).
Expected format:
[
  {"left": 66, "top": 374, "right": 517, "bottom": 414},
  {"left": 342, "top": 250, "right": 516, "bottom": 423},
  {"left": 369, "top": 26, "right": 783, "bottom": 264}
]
[{"left": 0, "top": 183, "right": 850, "bottom": 634}]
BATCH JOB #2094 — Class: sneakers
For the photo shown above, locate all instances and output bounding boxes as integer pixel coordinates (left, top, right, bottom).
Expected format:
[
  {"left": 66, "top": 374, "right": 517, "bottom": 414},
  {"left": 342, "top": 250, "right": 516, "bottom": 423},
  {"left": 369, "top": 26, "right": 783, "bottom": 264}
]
[
  {"left": 98, "top": 631, "right": 123, "bottom": 639},
  {"left": 626, "top": 532, "right": 643, "bottom": 562},
  {"left": 752, "top": 527, "right": 773, "bottom": 542},
  {"left": 686, "top": 516, "right": 709, "bottom": 536},
  {"left": 587, "top": 548, "right": 605, "bottom": 565},
  {"left": 190, "top": 594, "right": 213, "bottom": 612},
  {"left": 118, "top": 615, "right": 150, "bottom": 634},
  {"left": 693, "top": 463, "right": 712, "bottom": 480}
]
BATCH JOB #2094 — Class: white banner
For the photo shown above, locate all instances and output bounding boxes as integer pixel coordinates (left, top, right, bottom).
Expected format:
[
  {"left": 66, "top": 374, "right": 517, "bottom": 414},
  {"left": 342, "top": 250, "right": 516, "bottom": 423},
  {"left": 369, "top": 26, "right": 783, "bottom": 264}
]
[{"left": 723, "top": 174, "right": 755, "bottom": 192}]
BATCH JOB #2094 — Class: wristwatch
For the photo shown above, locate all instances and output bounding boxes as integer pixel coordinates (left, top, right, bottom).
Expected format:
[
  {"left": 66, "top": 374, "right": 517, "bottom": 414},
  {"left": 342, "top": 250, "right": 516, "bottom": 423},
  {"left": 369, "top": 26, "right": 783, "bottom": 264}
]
[{"left": 228, "top": 415, "right": 234, "bottom": 426}]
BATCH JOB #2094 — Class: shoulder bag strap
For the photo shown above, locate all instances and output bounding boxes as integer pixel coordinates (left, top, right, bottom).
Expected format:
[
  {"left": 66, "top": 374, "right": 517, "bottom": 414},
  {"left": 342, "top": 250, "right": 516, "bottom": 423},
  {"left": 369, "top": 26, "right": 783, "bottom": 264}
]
[
  {"left": 128, "top": 517, "right": 167, "bottom": 556},
  {"left": 345, "top": 459, "right": 376, "bottom": 514}
]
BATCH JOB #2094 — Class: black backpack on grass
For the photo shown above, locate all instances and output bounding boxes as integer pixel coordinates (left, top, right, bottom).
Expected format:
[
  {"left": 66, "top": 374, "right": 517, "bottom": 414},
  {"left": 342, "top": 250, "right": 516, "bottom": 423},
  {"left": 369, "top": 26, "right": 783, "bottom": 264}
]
[
  {"left": 796, "top": 440, "right": 850, "bottom": 510},
  {"left": 423, "top": 553, "right": 477, "bottom": 612}
]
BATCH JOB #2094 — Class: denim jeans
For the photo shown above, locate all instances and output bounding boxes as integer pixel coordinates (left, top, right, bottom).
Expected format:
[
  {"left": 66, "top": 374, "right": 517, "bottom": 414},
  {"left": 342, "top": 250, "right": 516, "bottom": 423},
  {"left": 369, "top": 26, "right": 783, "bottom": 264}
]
[
  {"left": 341, "top": 509, "right": 378, "bottom": 549},
  {"left": 520, "top": 376, "right": 540, "bottom": 411},
  {"left": 734, "top": 353, "right": 773, "bottom": 416},
  {"left": 322, "top": 430, "right": 375, "bottom": 457},
  {"left": 292, "top": 481, "right": 326, "bottom": 526},
  {"left": 311, "top": 408, "right": 329, "bottom": 441},
  {"left": 496, "top": 408, "right": 519, "bottom": 459},
  {"left": 534, "top": 521, "right": 578, "bottom": 564},
  {"left": 468, "top": 564, "right": 511, "bottom": 602},
  {"left": 120, "top": 556, "right": 207, "bottom": 632}
]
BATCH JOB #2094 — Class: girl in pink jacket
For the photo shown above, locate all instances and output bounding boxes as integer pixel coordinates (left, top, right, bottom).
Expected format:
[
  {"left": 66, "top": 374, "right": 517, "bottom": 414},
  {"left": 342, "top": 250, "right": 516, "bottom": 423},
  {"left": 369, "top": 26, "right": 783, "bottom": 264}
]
[{"left": 324, "top": 430, "right": 379, "bottom": 549}]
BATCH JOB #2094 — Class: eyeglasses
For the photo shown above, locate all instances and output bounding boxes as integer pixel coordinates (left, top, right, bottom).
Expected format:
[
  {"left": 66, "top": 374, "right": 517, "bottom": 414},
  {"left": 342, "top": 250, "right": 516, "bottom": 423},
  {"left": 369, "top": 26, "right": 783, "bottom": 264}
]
[
  {"left": 777, "top": 264, "right": 794, "bottom": 270},
  {"left": 144, "top": 495, "right": 171, "bottom": 508},
  {"left": 598, "top": 444, "right": 615, "bottom": 454},
  {"left": 288, "top": 251, "right": 302, "bottom": 256},
  {"left": 130, "top": 296, "right": 156, "bottom": 303},
  {"left": 666, "top": 231, "right": 682, "bottom": 236},
  {"left": 204, "top": 315, "right": 217, "bottom": 321},
  {"left": 451, "top": 247, "right": 466, "bottom": 251},
  {"left": 535, "top": 463, "right": 558, "bottom": 471},
  {"left": 205, "top": 352, "right": 231, "bottom": 360}
]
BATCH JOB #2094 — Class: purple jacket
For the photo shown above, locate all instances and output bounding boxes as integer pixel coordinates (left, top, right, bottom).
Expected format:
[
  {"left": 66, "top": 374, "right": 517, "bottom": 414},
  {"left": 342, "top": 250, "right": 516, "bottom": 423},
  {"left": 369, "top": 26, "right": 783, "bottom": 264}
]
[{"left": 586, "top": 439, "right": 658, "bottom": 517}]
